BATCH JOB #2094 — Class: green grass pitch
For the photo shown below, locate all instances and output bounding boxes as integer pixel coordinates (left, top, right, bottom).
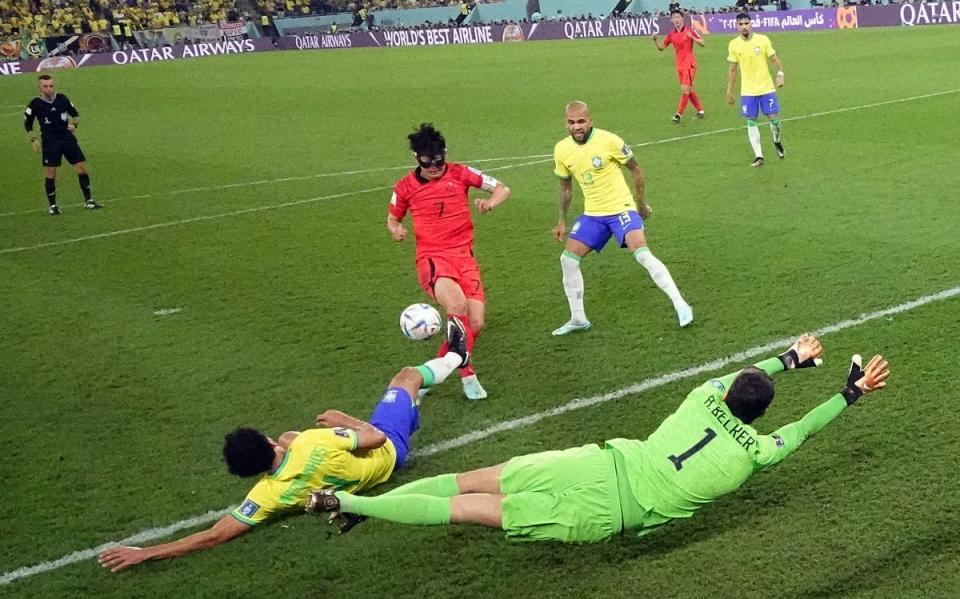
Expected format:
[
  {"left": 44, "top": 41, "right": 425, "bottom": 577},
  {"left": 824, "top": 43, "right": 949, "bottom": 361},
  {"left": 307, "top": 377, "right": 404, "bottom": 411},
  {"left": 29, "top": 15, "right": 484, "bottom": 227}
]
[{"left": 1, "top": 25, "right": 959, "bottom": 598}]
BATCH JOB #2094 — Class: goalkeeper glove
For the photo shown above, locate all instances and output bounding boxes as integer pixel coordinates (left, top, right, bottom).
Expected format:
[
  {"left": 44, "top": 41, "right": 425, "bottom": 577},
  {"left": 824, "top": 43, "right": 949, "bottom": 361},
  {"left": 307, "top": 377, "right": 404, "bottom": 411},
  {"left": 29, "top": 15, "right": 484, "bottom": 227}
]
[
  {"left": 778, "top": 342, "right": 822, "bottom": 370},
  {"left": 841, "top": 354, "right": 866, "bottom": 405}
]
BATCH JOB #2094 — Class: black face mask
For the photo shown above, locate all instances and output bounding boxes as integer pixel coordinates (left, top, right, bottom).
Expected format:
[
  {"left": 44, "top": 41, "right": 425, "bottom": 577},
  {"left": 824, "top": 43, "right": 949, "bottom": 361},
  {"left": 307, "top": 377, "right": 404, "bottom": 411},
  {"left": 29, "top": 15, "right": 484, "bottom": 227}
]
[{"left": 416, "top": 153, "right": 446, "bottom": 169}]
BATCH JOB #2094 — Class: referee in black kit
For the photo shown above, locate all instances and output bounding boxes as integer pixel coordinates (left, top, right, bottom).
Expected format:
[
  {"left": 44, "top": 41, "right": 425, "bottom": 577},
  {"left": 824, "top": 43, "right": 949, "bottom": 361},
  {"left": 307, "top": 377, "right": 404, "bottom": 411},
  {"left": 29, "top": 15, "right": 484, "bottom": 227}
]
[{"left": 24, "top": 74, "right": 102, "bottom": 215}]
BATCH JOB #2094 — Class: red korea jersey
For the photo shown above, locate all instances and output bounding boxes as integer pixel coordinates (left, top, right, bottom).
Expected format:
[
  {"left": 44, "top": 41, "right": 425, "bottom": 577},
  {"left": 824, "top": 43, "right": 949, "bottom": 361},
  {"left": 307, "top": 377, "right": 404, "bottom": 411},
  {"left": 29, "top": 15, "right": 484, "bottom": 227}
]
[
  {"left": 389, "top": 162, "right": 488, "bottom": 258},
  {"left": 663, "top": 26, "right": 699, "bottom": 69}
]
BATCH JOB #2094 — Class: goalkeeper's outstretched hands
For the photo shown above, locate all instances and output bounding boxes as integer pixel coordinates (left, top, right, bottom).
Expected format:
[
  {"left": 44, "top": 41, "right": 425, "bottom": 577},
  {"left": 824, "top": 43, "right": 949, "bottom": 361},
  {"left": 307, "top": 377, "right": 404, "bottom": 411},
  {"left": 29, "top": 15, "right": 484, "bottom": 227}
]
[
  {"left": 779, "top": 333, "right": 824, "bottom": 370},
  {"left": 841, "top": 354, "right": 890, "bottom": 405}
]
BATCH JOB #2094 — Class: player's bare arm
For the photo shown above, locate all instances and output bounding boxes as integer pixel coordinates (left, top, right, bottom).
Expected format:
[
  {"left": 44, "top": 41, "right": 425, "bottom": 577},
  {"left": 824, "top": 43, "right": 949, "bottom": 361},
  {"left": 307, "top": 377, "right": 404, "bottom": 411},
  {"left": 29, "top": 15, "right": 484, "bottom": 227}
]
[
  {"left": 553, "top": 178, "right": 573, "bottom": 241},
  {"left": 625, "top": 158, "right": 651, "bottom": 218},
  {"left": 771, "top": 55, "right": 785, "bottom": 87},
  {"left": 474, "top": 181, "right": 511, "bottom": 214},
  {"left": 386, "top": 213, "right": 407, "bottom": 242},
  {"left": 98, "top": 514, "right": 250, "bottom": 573},
  {"left": 651, "top": 35, "right": 666, "bottom": 51},
  {"left": 315, "top": 409, "right": 388, "bottom": 449},
  {"left": 690, "top": 29, "right": 705, "bottom": 47},
  {"left": 726, "top": 63, "right": 739, "bottom": 105}
]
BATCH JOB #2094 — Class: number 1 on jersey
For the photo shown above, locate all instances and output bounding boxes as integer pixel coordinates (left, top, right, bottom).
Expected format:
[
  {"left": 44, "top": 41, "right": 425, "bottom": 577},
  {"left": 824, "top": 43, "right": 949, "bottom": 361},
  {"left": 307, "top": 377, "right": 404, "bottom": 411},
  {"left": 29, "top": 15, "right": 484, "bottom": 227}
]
[{"left": 668, "top": 428, "right": 717, "bottom": 471}]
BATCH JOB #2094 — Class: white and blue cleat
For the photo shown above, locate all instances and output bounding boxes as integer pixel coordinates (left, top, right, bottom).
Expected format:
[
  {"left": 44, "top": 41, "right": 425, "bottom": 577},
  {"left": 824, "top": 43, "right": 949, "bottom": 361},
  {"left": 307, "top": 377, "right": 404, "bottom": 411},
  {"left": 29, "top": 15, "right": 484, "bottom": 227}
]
[
  {"left": 677, "top": 304, "right": 694, "bottom": 328},
  {"left": 461, "top": 374, "right": 488, "bottom": 400},
  {"left": 552, "top": 319, "right": 592, "bottom": 336}
]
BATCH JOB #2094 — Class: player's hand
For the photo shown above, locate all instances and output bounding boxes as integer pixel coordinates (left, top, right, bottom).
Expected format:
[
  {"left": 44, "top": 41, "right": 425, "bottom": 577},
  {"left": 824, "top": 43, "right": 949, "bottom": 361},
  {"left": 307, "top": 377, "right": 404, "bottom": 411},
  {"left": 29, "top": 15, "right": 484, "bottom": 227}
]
[
  {"left": 31, "top": 139, "right": 40, "bottom": 153},
  {"left": 775, "top": 71, "right": 785, "bottom": 88},
  {"left": 389, "top": 224, "right": 406, "bottom": 242},
  {"left": 726, "top": 91, "right": 735, "bottom": 106},
  {"left": 651, "top": 35, "right": 658, "bottom": 43},
  {"left": 315, "top": 410, "right": 336, "bottom": 427},
  {"left": 841, "top": 354, "right": 890, "bottom": 405},
  {"left": 552, "top": 222, "right": 566, "bottom": 242},
  {"left": 474, "top": 197, "right": 495, "bottom": 214},
  {"left": 67, "top": 123, "right": 76, "bottom": 132},
  {"left": 98, "top": 546, "right": 149, "bottom": 573},
  {"left": 637, "top": 201, "right": 652, "bottom": 219},
  {"left": 778, "top": 333, "right": 823, "bottom": 370}
]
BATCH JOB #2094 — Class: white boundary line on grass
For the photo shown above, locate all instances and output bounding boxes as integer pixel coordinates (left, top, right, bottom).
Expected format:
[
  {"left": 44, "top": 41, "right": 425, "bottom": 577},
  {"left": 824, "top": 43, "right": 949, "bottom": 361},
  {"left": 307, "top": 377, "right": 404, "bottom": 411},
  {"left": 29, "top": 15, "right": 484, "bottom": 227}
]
[
  {"left": 2, "top": 284, "right": 958, "bottom": 586},
  {"left": 1, "top": 88, "right": 957, "bottom": 220}
]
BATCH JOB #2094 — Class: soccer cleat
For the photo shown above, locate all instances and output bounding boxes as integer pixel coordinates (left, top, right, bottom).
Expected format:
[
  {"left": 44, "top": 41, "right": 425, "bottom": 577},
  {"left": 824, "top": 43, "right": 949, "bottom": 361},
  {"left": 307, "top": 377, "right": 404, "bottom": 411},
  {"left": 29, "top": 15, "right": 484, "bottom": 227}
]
[
  {"left": 774, "top": 141, "right": 785, "bottom": 159},
  {"left": 305, "top": 488, "right": 341, "bottom": 515},
  {"left": 328, "top": 512, "right": 366, "bottom": 535},
  {"left": 446, "top": 317, "right": 470, "bottom": 367},
  {"left": 671, "top": 113, "right": 681, "bottom": 124},
  {"left": 85, "top": 199, "right": 102, "bottom": 210},
  {"left": 49, "top": 205, "right": 61, "bottom": 216},
  {"left": 751, "top": 157, "right": 764, "bottom": 168},
  {"left": 552, "top": 319, "right": 592, "bottom": 336},
  {"left": 695, "top": 111, "right": 705, "bottom": 119},
  {"left": 461, "top": 374, "right": 488, "bottom": 401},
  {"left": 676, "top": 304, "right": 694, "bottom": 328},
  {"left": 416, "top": 386, "right": 430, "bottom": 406}
]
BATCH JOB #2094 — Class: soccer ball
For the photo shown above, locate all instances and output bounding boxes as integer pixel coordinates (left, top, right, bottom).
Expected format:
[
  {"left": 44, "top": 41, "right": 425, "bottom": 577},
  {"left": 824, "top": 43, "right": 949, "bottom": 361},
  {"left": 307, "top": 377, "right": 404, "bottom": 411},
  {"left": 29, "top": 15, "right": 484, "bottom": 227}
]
[{"left": 399, "top": 303, "right": 442, "bottom": 341}]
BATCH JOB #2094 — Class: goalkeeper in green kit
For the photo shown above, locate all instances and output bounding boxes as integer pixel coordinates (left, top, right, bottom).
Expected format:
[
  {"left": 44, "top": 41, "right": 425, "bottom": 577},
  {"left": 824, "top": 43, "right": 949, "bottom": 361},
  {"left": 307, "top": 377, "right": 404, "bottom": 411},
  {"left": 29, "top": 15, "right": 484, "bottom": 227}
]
[{"left": 306, "top": 334, "right": 890, "bottom": 542}]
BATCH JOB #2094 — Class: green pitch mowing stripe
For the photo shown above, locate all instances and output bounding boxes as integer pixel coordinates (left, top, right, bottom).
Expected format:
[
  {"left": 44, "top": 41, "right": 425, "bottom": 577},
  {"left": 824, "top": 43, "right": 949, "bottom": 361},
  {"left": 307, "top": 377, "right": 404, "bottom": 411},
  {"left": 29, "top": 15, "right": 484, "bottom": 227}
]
[
  {"left": 3, "top": 284, "right": 957, "bottom": 588},
  {"left": 1, "top": 89, "right": 956, "bottom": 221}
]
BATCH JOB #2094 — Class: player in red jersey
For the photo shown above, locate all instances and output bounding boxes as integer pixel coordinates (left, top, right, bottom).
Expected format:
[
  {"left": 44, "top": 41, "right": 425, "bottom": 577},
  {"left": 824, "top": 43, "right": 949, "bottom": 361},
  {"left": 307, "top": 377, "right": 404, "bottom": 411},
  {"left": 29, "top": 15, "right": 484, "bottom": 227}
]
[
  {"left": 652, "top": 9, "right": 706, "bottom": 123},
  {"left": 387, "top": 123, "right": 511, "bottom": 400}
]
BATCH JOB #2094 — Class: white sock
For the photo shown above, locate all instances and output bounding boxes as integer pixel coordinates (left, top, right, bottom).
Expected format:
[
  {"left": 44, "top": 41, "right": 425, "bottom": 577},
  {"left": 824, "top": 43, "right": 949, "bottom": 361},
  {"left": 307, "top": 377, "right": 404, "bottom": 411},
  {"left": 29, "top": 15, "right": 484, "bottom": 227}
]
[
  {"left": 634, "top": 248, "right": 687, "bottom": 311},
  {"left": 421, "top": 353, "right": 462, "bottom": 387},
  {"left": 560, "top": 251, "right": 586, "bottom": 322},
  {"left": 747, "top": 124, "right": 762, "bottom": 157}
]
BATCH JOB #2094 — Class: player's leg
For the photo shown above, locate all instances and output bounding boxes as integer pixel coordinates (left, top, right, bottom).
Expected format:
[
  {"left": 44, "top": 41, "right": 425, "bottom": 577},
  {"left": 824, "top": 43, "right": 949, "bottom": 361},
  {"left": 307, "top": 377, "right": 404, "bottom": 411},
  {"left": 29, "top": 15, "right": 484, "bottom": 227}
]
[
  {"left": 460, "top": 297, "right": 487, "bottom": 399},
  {"left": 70, "top": 151, "right": 100, "bottom": 209},
  {"left": 433, "top": 276, "right": 484, "bottom": 400},
  {"left": 762, "top": 93, "right": 784, "bottom": 159},
  {"left": 741, "top": 96, "right": 764, "bottom": 166},
  {"left": 44, "top": 164, "right": 59, "bottom": 215},
  {"left": 383, "top": 462, "right": 506, "bottom": 498},
  {"left": 554, "top": 215, "right": 603, "bottom": 336},
  {"left": 623, "top": 223, "right": 693, "bottom": 327},
  {"left": 675, "top": 83, "right": 690, "bottom": 123},
  {"left": 687, "top": 66, "right": 704, "bottom": 117}
]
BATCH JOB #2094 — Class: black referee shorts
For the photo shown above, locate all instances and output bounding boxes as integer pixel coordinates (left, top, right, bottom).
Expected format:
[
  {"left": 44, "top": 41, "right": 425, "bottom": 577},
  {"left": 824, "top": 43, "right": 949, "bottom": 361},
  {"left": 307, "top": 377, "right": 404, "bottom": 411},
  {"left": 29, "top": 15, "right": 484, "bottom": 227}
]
[{"left": 42, "top": 136, "right": 86, "bottom": 167}]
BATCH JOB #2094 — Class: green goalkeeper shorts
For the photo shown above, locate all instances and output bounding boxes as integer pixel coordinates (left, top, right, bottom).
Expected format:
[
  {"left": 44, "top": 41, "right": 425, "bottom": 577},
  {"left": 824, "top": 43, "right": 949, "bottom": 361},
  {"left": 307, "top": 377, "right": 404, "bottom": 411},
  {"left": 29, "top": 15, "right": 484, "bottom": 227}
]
[{"left": 499, "top": 443, "right": 623, "bottom": 543}]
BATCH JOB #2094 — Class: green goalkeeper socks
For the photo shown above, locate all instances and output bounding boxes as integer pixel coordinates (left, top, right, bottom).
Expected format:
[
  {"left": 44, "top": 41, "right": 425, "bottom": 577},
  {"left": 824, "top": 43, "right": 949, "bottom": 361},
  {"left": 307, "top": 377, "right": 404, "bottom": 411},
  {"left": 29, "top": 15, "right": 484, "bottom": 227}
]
[
  {"left": 383, "top": 473, "right": 460, "bottom": 497},
  {"left": 335, "top": 492, "right": 452, "bottom": 526}
]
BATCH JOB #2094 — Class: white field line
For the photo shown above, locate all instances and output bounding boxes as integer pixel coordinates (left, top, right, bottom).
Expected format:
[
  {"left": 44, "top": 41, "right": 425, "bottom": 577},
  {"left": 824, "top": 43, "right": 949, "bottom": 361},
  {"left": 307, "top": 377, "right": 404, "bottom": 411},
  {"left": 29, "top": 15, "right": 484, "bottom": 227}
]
[
  {"left": 2, "top": 88, "right": 956, "bottom": 220},
  {"left": 0, "top": 159, "right": 546, "bottom": 256},
  {"left": 2, "top": 284, "right": 958, "bottom": 586},
  {"left": 0, "top": 186, "right": 392, "bottom": 255}
]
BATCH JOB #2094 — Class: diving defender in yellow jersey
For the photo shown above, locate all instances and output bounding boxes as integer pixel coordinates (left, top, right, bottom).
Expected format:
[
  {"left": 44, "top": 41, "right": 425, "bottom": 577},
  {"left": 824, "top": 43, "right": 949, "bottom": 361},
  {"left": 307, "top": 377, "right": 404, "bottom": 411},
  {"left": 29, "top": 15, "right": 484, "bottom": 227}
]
[
  {"left": 98, "top": 319, "right": 471, "bottom": 572},
  {"left": 551, "top": 101, "right": 692, "bottom": 336},
  {"left": 726, "top": 12, "right": 785, "bottom": 167}
]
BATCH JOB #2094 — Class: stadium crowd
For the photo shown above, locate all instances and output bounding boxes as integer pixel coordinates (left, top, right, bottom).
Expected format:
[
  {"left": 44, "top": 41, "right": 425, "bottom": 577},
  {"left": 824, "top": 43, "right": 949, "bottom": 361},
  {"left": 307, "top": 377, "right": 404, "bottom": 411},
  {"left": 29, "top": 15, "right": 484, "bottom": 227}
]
[{"left": 0, "top": 0, "right": 240, "bottom": 37}]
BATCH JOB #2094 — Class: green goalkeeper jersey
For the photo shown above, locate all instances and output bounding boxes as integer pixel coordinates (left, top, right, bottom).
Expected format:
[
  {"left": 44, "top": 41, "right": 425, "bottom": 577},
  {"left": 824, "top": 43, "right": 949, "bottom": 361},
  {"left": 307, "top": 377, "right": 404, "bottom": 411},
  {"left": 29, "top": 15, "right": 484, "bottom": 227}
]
[{"left": 606, "top": 356, "right": 848, "bottom": 535}]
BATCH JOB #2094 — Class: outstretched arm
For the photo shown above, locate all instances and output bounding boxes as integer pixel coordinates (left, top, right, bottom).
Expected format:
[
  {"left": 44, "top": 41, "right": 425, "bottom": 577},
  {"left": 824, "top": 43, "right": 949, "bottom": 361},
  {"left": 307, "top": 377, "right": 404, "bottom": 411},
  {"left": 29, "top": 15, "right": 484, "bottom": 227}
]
[
  {"left": 316, "top": 409, "right": 387, "bottom": 449},
  {"left": 754, "top": 354, "right": 890, "bottom": 468},
  {"left": 98, "top": 514, "right": 250, "bottom": 573},
  {"left": 716, "top": 334, "right": 823, "bottom": 389}
]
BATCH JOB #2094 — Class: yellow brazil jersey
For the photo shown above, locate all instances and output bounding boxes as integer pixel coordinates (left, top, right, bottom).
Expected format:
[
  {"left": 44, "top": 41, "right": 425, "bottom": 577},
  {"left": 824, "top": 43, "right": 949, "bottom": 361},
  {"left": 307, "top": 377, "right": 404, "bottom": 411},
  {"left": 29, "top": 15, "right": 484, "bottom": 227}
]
[
  {"left": 553, "top": 128, "right": 636, "bottom": 217},
  {"left": 727, "top": 33, "right": 776, "bottom": 97},
  {"left": 230, "top": 428, "right": 396, "bottom": 526}
]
